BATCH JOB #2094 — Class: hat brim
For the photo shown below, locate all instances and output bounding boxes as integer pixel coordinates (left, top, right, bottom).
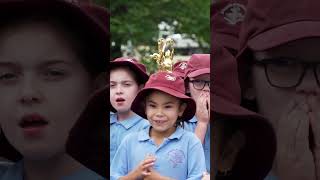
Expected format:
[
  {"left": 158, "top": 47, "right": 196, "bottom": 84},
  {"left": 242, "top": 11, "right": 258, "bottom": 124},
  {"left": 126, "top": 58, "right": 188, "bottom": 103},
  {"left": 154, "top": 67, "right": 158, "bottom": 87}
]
[
  {"left": 248, "top": 21, "right": 320, "bottom": 51},
  {"left": 213, "top": 33, "right": 239, "bottom": 51},
  {"left": 187, "top": 68, "right": 210, "bottom": 78},
  {"left": 132, "top": 86, "right": 196, "bottom": 121},
  {"left": 0, "top": 0, "right": 109, "bottom": 66},
  {"left": 110, "top": 61, "right": 149, "bottom": 84},
  {"left": 213, "top": 94, "right": 276, "bottom": 179}
]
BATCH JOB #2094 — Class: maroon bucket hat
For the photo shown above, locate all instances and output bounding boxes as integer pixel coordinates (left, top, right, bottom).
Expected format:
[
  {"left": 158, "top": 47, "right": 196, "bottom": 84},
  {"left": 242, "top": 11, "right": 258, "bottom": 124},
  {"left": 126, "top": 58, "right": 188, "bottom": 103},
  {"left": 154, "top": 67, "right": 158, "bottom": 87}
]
[
  {"left": 211, "top": 0, "right": 247, "bottom": 51},
  {"left": 131, "top": 72, "right": 196, "bottom": 121},
  {"left": 67, "top": 85, "right": 108, "bottom": 177},
  {"left": 185, "top": 54, "right": 210, "bottom": 78},
  {"left": 238, "top": 0, "right": 320, "bottom": 54},
  {"left": 172, "top": 60, "right": 188, "bottom": 78},
  {"left": 212, "top": 45, "right": 276, "bottom": 179},
  {"left": 110, "top": 57, "right": 149, "bottom": 84}
]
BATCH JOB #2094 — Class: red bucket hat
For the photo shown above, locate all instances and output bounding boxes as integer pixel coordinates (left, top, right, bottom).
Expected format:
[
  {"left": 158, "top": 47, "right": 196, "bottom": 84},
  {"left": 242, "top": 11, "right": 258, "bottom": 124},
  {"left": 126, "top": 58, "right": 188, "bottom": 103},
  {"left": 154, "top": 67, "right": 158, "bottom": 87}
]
[
  {"left": 131, "top": 72, "right": 196, "bottom": 121},
  {"left": 212, "top": 45, "right": 276, "bottom": 179},
  {"left": 238, "top": 0, "right": 320, "bottom": 54},
  {"left": 0, "top": 0, "right": 109, "bottom": 72},
  {"left": 110, "top": 57, "right": 149, "bottom": 84},
  {"left": 185, "top": 54, "right": 210, "bottom": 78},
  {"left": 172, "top": 60, "right": 188, "bottom": 78},
  {"left": 211, "top": 0, "right": 247, "bottom": 51}
]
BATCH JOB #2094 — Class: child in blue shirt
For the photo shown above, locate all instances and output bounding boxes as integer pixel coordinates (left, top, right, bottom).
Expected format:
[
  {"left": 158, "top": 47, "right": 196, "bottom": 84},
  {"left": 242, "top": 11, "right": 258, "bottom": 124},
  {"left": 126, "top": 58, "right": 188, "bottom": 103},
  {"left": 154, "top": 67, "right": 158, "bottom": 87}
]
[
  {"left": 111, "top": 72, "right": 207, "bottom": 180},
  {"left": 110, "top": 57, "right": 150, "bottom": 164},
  {"left": 182, "top": 54, "right": 211, "bottom": 172}
]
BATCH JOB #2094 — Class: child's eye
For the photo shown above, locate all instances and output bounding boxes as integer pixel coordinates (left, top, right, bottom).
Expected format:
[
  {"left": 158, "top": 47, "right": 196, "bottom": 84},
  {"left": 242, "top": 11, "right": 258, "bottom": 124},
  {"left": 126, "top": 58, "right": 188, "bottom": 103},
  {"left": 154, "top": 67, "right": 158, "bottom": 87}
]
[
  {"left": 147, "top": 104, "right": 156, "bottom": 108},
  {"left": 0, "top": 72, "right": 18, "bottom": 84},
  {"left": 165, "top": 105, "right": 172, "bottom": 109},
  {"left": 43, "top": 69, "right": 67, "bottom": 80},
  {"left": 123, "top": 83, "right": 132, "bottom": 87}
]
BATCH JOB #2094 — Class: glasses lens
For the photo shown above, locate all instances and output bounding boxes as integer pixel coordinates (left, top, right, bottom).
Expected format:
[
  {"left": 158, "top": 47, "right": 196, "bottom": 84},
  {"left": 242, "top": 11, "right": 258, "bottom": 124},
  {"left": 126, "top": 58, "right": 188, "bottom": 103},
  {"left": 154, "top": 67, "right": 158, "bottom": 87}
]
[{"left": 266, "top": 63, "right": 303, "bottom": 88}]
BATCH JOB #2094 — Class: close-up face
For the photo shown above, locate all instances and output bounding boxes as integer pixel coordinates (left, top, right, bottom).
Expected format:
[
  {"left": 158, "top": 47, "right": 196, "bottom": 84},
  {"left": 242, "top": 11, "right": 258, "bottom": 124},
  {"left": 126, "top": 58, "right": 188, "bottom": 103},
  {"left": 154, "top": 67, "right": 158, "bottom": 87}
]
[
  {"left": 110, "top": 67, "right": 141, "bottom": 114},
  {"left": 188, "top": 73, "right": 210, "bottom": 100},
  {"left": 0, "top": 20, "right": 94, "bottom": 160},
  {"left": 249, "top": 38, "right": 320, "bottom": 127},
  {"left": 145, "top": 90, "right": 186, "bottom": 136}
]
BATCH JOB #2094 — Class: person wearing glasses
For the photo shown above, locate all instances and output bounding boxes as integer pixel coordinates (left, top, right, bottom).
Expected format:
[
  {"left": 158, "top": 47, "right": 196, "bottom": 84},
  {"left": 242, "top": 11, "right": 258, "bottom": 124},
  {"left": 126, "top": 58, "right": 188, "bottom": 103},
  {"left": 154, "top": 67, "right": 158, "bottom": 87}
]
[
  {"left": 183, "top": 54, "right": 211, "bottom": 174},
  {"left": 237, "top": 0, "right": 320, "bottom": 179}
]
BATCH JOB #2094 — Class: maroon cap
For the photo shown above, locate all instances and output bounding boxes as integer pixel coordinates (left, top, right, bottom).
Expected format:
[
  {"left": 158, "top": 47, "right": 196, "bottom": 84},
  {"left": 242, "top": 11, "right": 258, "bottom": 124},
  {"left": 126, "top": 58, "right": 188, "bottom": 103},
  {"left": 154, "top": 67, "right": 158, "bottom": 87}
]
[
  {"left": 211, "top": 0, "right": 247, "bottom": 51},
  {"left": 67, "top": 85, "right": 108, "bottom": 177},
  {"left": 185, "top": 54, "right": 210, "bottom": 78},
  {"left": 238, "top": 0, "right": 320, "bottom": 54},
  {"left": 131, "top": 72, "right": 196, "bottom": 121},
  {"left": 0, "top": 0, "right": 109, "bottom": 72},
  {"left": 110, "top": 57, "right": 149, "bottom": 84},
  {"left": 212, "top": 45, "right": 276, "bottom": 179},
  {"left": 172, "top": 60, "right": 188, "bottom": 78}
]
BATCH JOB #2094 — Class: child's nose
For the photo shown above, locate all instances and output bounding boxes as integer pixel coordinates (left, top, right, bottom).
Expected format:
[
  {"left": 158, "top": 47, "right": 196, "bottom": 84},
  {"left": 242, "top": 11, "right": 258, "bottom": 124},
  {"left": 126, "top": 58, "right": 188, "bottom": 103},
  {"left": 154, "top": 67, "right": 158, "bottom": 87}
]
[{"left": 19, "top": 78, "right": 43, "bottom": 105}]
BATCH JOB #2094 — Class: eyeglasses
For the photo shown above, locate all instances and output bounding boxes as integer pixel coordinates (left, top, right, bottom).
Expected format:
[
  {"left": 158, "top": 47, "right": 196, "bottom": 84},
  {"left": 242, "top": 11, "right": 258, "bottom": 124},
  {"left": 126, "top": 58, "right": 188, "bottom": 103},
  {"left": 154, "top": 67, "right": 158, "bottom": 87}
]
[
  {"left": 253, "top": 58, "right": 320, "bottom": 88},
  {"left": 189, "top": 80, "right": 210, "bottom": 90}
]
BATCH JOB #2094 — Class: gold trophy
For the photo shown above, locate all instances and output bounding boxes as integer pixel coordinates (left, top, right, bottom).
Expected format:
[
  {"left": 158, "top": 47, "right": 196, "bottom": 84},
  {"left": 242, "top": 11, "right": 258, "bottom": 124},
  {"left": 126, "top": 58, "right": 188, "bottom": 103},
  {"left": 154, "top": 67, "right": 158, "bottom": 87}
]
[{"left": 150, "top": 38, "right": 175, "bottom": 72}]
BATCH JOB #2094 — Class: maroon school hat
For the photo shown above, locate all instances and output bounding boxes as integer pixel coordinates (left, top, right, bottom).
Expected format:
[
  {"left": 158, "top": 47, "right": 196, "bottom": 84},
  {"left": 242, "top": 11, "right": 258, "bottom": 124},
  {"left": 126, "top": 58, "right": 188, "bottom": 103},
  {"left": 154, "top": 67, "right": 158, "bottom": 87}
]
[
  {"left": 0, "top": 0, "right": 109, "bottom": 72},
  {"left": 185, "top": 54, "right": 210, "bottom": 78},
  {"left": 172, "top": 60, "right": 188, "bottom": 78},
  {"left": 131, "top": 72, "right": 196, "bottom": 121},
  {"left": 212, "top": 45, "right": 276, "bottom": 179},
  {"left": 238, "top": 0, "right": 320, "bottom": 54},
  {"left": 211, "top": 0, "right": 247, "bottom": 51},
  {"left": 110, "top": 57, "right": 149, "bottom": 84}
]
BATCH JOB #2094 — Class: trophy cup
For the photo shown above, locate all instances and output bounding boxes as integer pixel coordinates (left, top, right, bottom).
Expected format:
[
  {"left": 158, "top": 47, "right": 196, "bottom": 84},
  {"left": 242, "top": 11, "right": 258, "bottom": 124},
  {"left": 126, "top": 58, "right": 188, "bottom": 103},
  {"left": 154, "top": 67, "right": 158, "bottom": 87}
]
[{"left": 150, "top": 38, "right": 175, "bottom": 72}]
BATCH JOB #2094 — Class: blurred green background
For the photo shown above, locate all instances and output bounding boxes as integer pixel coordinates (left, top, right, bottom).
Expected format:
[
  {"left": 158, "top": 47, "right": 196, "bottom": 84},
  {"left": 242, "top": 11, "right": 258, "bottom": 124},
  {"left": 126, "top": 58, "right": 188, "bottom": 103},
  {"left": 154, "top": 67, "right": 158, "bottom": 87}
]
[{"left": 110, "top": 0, "right": 210, "bottom": 74}]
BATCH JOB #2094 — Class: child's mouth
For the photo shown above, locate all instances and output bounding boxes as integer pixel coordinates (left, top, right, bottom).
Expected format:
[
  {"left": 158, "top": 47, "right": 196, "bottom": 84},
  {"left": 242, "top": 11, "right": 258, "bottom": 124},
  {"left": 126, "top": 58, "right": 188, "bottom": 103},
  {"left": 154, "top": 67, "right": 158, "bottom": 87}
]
[
  {"left": 153, "top": 120, "right": 167, "bottom": 125},
  {"left": 116, "top": 98, "right": 125, "bottom": 102},
  {"left": 19, "top": 113, "right": 49, "bottom": 137}
]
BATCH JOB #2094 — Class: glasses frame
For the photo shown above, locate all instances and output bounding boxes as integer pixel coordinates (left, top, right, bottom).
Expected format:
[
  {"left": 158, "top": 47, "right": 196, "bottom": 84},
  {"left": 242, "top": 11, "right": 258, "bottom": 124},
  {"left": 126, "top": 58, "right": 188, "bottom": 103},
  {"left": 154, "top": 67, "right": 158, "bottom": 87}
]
[
  {"left": 189, "top": 79, "right": 210, "bottom": 90},
  {"left": 253, "top": 58, "right": 320, "bottom": 88}
]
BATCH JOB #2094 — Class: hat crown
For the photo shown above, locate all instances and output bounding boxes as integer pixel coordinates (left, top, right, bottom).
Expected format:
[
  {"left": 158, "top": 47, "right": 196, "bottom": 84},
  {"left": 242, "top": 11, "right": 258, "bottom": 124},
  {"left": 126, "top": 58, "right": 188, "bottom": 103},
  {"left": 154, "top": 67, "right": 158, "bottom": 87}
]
[
  {"left": 112, "top": 57, "right": 147, "bottom": 74},
  {"left": 146, "top": 72, "right": 185, "bottom": 94}
]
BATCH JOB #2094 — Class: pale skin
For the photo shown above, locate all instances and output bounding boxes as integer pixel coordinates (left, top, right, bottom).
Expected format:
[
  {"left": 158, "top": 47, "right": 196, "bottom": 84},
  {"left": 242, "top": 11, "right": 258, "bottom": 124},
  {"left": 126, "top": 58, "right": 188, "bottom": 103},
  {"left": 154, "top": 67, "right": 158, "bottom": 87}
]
[
  {"left": 110, "top": 67, "right": 143, "bottom": 121},
  {"left": 188, "top": 74, "right": 210, "bottom": 144},
  {"left": 249, "top": 38, "right": 320, "bottom": 179},
  {"left": 0, "top": 20, "right": 101, "bottom": 180},
  {"left": 121, "top": 90, "right": 186, "bottom": 180}
]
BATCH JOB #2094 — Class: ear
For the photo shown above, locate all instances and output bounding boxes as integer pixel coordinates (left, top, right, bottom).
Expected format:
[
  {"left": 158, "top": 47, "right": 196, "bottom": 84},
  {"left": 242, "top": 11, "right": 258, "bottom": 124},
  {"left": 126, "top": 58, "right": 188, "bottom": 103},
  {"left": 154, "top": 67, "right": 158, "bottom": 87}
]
[{"left": 178, "top": 103, "right": 187, "bottom": 116}]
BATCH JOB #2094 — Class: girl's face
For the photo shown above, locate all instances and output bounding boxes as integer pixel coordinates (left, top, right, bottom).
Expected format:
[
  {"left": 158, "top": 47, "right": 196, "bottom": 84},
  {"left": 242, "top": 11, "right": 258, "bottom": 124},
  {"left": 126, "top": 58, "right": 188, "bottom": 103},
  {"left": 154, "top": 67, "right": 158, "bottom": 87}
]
[
  {"left": 188, "top": 73, "right": 210, "bottom": 100},
  {"left": 110, "top": 68, "right": 141, "bottom": 114},
  {"left": 145, "top": 90, "right": 186, "bottom": 136},
  {"left": 249, "top": 38, "right": 320, "bottom": 127},
  {"left": 0, "top": 21, "right": 94, "bottom": 160}
]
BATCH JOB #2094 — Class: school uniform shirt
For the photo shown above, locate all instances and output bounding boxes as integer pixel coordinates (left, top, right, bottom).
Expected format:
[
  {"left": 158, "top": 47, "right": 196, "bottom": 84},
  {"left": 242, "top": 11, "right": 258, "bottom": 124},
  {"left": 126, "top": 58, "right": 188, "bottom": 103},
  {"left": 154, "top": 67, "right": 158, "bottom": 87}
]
[
  {"left": 0, "top": 160, "right": 105, "bottom": 180},
  {"left": 110, "top": 113, "right": 149, "bottom": 165},
  {"left": 110, "top": 126, "right": 207, "bottom": 180},
  {"left": 184, "top": 116, "right": 211, "bottom": 172}
]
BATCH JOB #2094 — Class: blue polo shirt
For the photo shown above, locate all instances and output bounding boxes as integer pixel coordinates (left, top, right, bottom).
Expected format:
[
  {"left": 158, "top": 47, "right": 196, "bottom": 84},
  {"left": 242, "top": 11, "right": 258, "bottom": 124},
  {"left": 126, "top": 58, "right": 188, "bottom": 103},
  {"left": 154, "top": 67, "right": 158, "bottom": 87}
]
[
  {"left": 110, "top": 126, "right": 206, "bottom": 180},
  {"left": 184, "top": 116, "right": 210, "bottom": 172},
  {"left": 0, "top": 161, "right": 105, "bottom": 180},
  {"left": 110, "top": 113, "right": 149, "bottom": 165}
]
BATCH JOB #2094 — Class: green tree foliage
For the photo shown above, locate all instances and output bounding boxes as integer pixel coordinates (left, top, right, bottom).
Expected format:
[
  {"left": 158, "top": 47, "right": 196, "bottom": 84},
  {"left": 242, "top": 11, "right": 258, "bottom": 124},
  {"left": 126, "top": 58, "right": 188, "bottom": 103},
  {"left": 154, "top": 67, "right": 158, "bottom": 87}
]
[{"left": 110, "top": 0, "right": 210, "bottom": 62}]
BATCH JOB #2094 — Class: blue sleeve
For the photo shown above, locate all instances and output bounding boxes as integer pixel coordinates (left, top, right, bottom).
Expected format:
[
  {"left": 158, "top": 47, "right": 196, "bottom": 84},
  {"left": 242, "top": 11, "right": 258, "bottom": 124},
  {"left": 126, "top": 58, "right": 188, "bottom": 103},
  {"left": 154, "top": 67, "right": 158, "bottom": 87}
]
[
  {"left": 110, "top": 136, "right": 129, "bottom": 180},
  {"left": 186, "top": 136, "right": 207, "bottom": 180}
]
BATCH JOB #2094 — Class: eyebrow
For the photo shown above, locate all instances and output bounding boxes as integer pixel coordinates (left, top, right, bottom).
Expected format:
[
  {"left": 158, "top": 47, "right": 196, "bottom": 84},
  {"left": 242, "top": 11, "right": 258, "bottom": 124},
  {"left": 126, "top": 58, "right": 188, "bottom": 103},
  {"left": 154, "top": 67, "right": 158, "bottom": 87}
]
[{"left": 0, "top": 60, "right": 73, "bottom": 69}]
